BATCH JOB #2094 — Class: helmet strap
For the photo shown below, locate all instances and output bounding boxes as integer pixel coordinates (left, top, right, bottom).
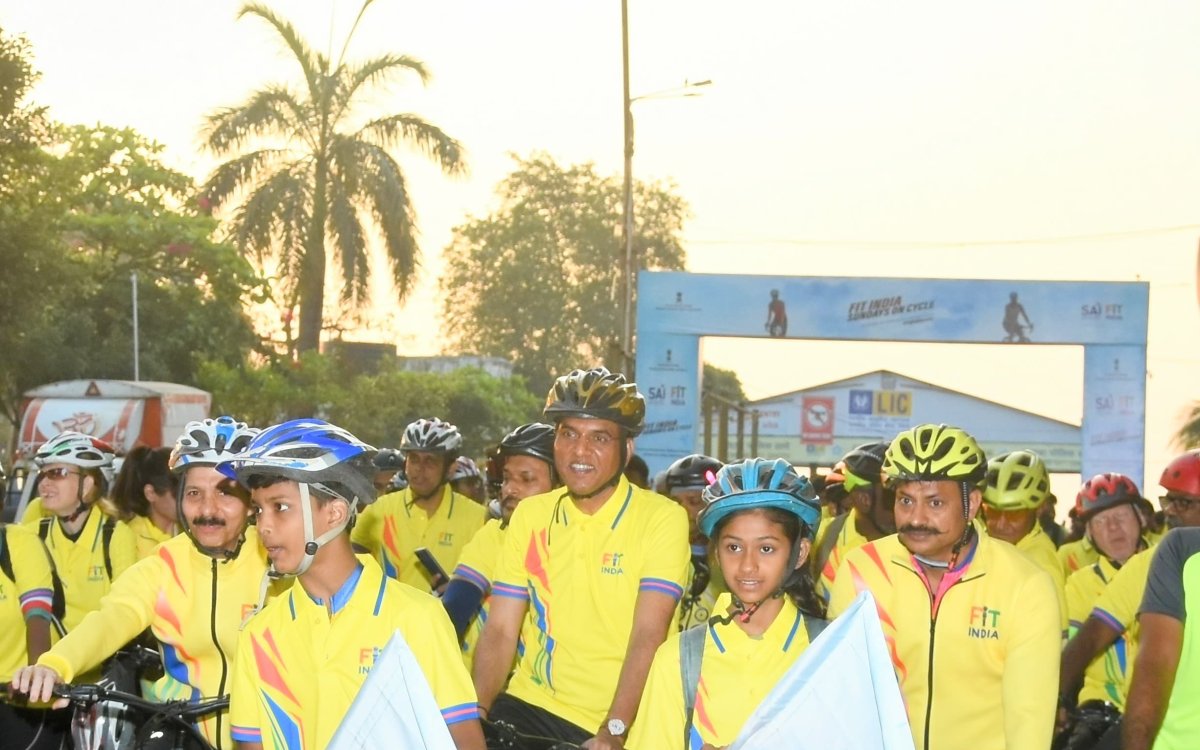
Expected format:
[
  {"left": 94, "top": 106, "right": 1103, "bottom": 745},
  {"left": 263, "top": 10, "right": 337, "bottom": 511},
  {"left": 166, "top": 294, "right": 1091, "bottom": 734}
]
[{"left": 280, "top": 483, "right": 353, "bottom": 579}]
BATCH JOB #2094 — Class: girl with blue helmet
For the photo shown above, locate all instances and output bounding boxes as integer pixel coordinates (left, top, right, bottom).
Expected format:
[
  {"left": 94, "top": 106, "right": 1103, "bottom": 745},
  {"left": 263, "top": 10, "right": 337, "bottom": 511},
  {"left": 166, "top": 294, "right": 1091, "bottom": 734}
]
[{"left": 630, "top": 457, "right": 827, "bottom": 749}]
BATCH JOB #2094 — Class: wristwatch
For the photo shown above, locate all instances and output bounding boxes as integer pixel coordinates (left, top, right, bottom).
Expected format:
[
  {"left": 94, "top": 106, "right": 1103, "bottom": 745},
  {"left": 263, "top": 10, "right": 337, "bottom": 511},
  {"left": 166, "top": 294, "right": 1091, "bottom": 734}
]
[{"left": 606, "top": 718, "right": 627, "bottom": 738}]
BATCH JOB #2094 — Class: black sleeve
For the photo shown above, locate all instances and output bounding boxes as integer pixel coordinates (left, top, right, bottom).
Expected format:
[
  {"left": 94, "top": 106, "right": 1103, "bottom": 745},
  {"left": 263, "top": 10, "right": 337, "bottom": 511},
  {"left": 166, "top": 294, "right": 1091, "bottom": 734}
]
[
  {"left": 441, "top": 577, "right": 486, "bottom": 641},
  {"left": 1139, "top": 528, "right": 1200, "bottom": 622}
]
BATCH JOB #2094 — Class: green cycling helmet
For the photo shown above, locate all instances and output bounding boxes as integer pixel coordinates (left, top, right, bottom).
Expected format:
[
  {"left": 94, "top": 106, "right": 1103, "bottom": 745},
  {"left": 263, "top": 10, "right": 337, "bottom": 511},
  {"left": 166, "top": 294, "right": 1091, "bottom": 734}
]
[{"left": 983, "top": 450, "right": 1049, "bottom": 511}]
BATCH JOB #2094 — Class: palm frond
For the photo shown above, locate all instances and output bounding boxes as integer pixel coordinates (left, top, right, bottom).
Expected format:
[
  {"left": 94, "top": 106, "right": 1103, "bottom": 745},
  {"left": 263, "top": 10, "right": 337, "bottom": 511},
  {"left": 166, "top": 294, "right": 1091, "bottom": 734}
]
[
  {"left": 238, "top": 2, "right": 323, "bottom": 103},
  {"left": 356, "top": 113, "right": 466, "bottom": 176},
  {"left": 202, "top": 86, "right": 310, "bottom": 155},
  {"left": 230, "top": 165, "right": 311, "bottom": 262},
  {"left": 200, "top": 148, "right": 291, "bottom": 210},
  {"left": 326, "top": 184, "right": 369, "bottom": 305},
  {"left": 333, "top": 54, "right": 430, "bottom": 123}
]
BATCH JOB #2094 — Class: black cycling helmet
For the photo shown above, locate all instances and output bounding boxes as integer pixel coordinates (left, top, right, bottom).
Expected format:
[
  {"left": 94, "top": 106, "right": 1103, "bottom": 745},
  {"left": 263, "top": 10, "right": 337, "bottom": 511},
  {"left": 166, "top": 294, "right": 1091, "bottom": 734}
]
[
  {"left": 841, "top": 441, "right": 887, "bottom": 492},
  {"left": 498, "top": 422, "right": 556, "bottom": 466},
  {"left": 543, "top": 367, "right": 645, "bottom": 436},
  {"left": 665, "top": 454, "right": 723, "bottom": 494},
  {"left": 373, "top": 448, "right": 405, "bottom": 471}
]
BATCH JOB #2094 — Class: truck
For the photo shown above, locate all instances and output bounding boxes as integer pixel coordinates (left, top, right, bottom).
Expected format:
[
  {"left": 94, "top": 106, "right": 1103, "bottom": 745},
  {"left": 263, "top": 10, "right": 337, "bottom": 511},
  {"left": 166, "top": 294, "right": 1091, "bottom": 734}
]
[{"left": 4, "top": 379, "right": 211, "bottom": 521}]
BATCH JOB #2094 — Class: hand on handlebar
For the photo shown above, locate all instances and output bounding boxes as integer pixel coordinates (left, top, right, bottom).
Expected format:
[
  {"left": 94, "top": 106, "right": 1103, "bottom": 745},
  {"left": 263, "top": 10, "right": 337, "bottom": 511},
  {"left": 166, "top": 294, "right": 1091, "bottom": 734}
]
[{"left": 9, "top": 664, "right": 68, "bottom": 709}]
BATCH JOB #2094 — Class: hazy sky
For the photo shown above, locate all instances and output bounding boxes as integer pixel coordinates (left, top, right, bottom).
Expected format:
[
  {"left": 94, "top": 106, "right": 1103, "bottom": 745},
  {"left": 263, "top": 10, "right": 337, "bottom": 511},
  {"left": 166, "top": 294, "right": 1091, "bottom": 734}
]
[{"left": 5, "top": 1, "right": 1200, "bottom": 488}]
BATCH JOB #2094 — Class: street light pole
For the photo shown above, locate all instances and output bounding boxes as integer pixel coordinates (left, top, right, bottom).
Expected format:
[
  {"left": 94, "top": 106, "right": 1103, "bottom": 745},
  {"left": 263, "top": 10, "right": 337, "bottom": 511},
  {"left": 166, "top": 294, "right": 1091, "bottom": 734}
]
[{"left": 621, "top": 0, "right": 635, "bottom": 379}]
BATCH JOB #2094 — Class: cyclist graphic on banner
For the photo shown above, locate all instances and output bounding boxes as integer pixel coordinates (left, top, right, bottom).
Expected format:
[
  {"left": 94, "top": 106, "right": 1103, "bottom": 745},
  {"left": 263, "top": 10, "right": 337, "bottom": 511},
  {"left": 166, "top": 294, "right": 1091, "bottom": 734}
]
[{"left": 1003, "top": 292, "right": 1034, "bottom": 343}]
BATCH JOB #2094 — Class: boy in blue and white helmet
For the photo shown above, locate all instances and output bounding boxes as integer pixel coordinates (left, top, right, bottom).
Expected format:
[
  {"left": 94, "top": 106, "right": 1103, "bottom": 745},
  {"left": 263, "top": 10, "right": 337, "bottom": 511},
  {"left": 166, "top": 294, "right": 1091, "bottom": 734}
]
[{"left": 219, "top": 419, "right": 486, "bottom": 750}]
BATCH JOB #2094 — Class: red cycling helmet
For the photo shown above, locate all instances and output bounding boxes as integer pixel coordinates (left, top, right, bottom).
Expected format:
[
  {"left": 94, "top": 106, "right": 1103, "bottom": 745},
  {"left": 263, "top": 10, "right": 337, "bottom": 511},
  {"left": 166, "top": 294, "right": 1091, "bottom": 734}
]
[
  {"left": 1160, "top": 451, "right": 1200, "bottom": 497},
  {"left": 1076, "top": 472, "right": 1142, "bottom": 522}
]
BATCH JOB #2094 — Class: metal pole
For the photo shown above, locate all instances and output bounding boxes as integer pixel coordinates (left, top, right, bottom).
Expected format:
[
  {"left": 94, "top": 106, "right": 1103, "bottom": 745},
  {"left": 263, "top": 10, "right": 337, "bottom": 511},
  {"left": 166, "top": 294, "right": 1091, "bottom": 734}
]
[
  {"left": 621, "top": 0, "right": 635, "bottom": 378},
  {"left": 131, "top": 271, "right": 140, "bottom": 381}
]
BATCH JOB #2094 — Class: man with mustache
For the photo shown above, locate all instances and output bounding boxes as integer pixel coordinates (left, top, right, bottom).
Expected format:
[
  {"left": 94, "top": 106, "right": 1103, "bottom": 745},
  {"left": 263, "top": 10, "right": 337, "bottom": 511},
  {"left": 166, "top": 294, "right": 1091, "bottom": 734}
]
[
  {"left": 11, "top": 417, "right": 272, "bottom": 750},
  {"left": 828, "top": 424, "right": 1061, "bottom": 750}
]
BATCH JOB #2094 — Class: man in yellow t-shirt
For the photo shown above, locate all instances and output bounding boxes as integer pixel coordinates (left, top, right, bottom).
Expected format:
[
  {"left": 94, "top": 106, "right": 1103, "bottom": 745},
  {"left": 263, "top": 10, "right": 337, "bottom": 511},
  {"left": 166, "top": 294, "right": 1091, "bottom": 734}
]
[
  {"left": 352, "top": 418, "right": 485, "bottom": 592},
  {"left": 0, "top": 522, "right": 62, "bottom": 747},
  {"left": 980, "top": 450, "right": 1067, "bottom": 632},
  {"left": 1055, "top": 471, "right": 1150, "bottom": 748},
  {"left": 829, "top": 424, "right": 1061, "bottom": 750},
  {"left": 441, "top": 422, "right": 559, "bottom": 667},
  {"left": 12, "top": 417, "right": 270, "bottom": 750},
  {"left": 222, "top": 418, "right": 484, "bottom": 750},
  {"left": 473, "top": 368, "right": 689, "bottom": 750},
  {"left": 812, "top": 442, "right": 895, "bottom": 605}
]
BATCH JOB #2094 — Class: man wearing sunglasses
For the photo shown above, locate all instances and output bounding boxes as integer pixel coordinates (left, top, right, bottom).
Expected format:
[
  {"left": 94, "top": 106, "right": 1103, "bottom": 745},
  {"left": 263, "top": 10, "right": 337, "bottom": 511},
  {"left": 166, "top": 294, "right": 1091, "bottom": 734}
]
[{"left": 1057, "top": 451, "right": 1200, "bottom": 749}]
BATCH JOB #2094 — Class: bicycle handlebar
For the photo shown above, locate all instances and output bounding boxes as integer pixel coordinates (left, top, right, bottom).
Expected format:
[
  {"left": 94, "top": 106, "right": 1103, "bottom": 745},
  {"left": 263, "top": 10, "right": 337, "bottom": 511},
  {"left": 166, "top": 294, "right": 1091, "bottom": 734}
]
[{"left": 52, "top": 683, "right": 229, "bottom": 723}]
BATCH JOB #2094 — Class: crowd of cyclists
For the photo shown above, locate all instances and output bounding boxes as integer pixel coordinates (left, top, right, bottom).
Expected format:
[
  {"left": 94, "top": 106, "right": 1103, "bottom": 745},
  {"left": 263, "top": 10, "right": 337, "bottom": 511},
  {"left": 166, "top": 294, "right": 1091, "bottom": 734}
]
[{"left": 1, "top": 364, "right": 1198, "bottom": 750}]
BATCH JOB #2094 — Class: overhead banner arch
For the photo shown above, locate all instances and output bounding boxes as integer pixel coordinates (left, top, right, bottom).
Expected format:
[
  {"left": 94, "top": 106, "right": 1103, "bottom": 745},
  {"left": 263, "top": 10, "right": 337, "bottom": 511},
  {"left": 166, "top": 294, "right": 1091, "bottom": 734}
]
[{"left": 635, "top": 272, "right": 1149, "bottom": 487}]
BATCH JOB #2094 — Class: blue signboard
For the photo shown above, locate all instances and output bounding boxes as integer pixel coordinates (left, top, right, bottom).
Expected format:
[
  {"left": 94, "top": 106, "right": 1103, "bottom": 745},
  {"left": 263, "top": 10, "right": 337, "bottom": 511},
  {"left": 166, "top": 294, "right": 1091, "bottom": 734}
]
[{"left": 635, "top": 273, "right": 1149, "bottom": 485}]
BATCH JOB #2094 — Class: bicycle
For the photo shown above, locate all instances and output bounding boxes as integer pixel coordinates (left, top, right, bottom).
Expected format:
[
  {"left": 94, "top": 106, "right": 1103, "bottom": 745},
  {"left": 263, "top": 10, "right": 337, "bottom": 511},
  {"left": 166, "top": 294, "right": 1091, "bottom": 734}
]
[{"left": 52, "top": 683, "right": 227, "bottom": 750}]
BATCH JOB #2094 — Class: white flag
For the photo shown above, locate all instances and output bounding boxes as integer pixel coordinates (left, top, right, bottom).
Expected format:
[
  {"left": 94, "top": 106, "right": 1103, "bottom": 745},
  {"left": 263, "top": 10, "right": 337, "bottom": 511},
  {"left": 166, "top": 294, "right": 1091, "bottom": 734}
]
[
  {"left": 729, "top": 591, "right": 915, "bottom": 750},
  {"left": 328, "top": 629, "right": 456, "bottom": 750}
]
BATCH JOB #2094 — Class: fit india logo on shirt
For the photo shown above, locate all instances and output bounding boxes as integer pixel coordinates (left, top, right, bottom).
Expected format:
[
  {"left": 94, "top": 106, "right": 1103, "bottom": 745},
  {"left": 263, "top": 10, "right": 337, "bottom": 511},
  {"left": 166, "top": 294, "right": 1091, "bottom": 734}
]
[
  {"left": 968, "top": 605, "right": 1001, "bottom": 640},
  {"left": 438, "top": 532, "right": 455, "bottom": 547},
  {"left": 358, "top": 646, "right": 383, "bottom": 675},
  {"left": 600, "top": 551, "right": 625, "bottom": 576},
  {"left": 88, "top": 564, "right": 106, "bottom": 581}
]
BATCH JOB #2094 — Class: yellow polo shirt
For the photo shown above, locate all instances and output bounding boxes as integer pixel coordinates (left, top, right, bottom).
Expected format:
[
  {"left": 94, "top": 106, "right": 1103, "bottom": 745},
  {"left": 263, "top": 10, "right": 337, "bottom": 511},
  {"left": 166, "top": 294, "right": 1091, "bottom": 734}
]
[
  {"left": 39, "top": 508, "right": 137, "bottom": 632},
  {"left": 630, "top": 594, "right": 812, "bottom": 749},
  {"left": 1014, "top": 523, "right": 1068, "bottom": 632},
  {"left": 493, "top": 476, "right": 690, "bottom": 732},
  {"left": 1058, "top": 537, "right": 1099, "bottom": 578},
  {"left": 1066, "top": 555, "right": 1137, "bottom": 709},
  {"left": 829, "top": 533, "right": 1061, "bottom": 750},
  {"left": 450, "top": 518, "right": 505, "bottom": 667},
  {"left": 0, "top": 524, "right": 55, "bottom": 682},
  {"left": 352, "top": 484, "right": 486, "bottom": 591},
  {"left": 229, "top": 555, "right": 478, "bottom": 750}
]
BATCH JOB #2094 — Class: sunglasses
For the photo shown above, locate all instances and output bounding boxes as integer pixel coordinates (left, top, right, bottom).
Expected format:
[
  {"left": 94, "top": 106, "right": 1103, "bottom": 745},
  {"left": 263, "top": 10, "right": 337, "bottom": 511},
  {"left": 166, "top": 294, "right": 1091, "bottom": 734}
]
[
  {"left": 38, "top": 467, "right": 82, "bottom": 482},
  {"left": 1161, "top": 495, "right": 1198, "bottom": 513}
]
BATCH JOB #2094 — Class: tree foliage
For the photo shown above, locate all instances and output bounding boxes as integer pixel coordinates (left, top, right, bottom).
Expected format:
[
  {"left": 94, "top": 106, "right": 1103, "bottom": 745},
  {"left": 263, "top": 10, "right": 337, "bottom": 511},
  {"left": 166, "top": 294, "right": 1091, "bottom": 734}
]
[
  {"left": 1174, "top": 403, "right": 1200, "bottom": 450},
  {"left": 441, "top": 153, "right": 689, "bottom": 396},
  {"left": 0, "top": 113, "right": 264, "bottom": 427},
  {"left": 199, "top": 355, "right": 541, "bottom": 457},
  {"left": 201, "top": 0, "right": 466, "bottom": 354},
  {"left": 703, "top": 364, "right": 747, "bottom": 404}
]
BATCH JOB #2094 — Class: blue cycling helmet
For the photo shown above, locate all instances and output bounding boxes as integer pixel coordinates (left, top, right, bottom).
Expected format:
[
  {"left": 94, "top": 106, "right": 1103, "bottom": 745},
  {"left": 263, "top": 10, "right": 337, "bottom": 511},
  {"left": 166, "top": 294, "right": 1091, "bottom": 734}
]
[
  {"left": 698, "top": 458, "right": 821, "bottom": 539},
  {"left": 218, "top": 419, "right": 377, "bottom": 577},
  {"left": 170, "top": 416, "right": 260, "bottom": 473},
  {"left": 218, "top": 419, "right": 377, "bottom": 507}
]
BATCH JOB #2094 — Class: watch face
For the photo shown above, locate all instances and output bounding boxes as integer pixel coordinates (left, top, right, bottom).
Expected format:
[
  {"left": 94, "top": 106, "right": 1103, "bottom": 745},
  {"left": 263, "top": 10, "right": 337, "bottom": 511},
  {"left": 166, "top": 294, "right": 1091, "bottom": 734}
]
[{"left": 607, "top": 718, "right": 627, "bottom": 736}]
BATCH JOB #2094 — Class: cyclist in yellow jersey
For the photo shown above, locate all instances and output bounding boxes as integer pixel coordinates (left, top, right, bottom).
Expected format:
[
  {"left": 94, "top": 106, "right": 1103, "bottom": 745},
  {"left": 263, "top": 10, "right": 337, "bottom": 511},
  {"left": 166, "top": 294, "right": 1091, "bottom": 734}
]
[
  {"left": 662, "top": 454, "right": 727, "bottom": 631},
  {"left": 222, "top": 419, "right": 484, "bottom": 750},
  {"left": 1060, "top": 491, "right": 1102, "bottom": 576},
  {"left": 0, "top": 519, "right": 63, "bottom": 749},
  {"left": 1055, "top": 472, "right": 1150, "bottom": 748},
  {"left": 27, "top": 432, "right": 137, "bottom": 635},
  {"left": 442, "top": 422, "right": 560, "bottom": 666},
  {"left": 631, "top": 458, "right": 826, "bottom": 749},
  {"left": 110, "top": 445, "right": 179, "bottom": 558},
  {"left": 981, "top": 450, "right": 1068, "bottom": 632},
  {"left": 473, "top": 367, "right": 689, "bottom": 750},
  {"left": 12, "top": 417, "right": 272, "bottom": 750},
  {"left": 352, "top": 418, "right": 486, "bottom": 592},
  {"left": 813, "top": 442, "right": 895, "bottom": 605},
  {"left": 828, "top": 424, "right": 1061, "bottom": 750},
  {"left": 1058, "top": 452, "right": 1200, "bottom": 749}
]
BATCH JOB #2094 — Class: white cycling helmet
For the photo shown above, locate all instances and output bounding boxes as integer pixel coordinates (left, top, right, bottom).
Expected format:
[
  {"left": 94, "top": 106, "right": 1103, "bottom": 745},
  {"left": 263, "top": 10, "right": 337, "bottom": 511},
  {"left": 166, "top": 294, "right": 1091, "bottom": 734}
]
[{"left": 400, "top": 418, "right": 463, "bottom": 456}]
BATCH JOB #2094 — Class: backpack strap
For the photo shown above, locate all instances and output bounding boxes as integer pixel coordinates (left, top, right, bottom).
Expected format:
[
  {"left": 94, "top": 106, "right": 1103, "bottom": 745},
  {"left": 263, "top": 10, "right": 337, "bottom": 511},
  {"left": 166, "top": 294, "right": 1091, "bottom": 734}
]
[
  {"left": 0, "top": 526, "right": 14, "bottom": 583},
  {"left": 35, "top": 517, "right": 69, "bottom": 633},
  {"left": 101, "top": 516, "right": 116, "bottom": 580},
  {"left": 811, "top": 512, "right": 849, "bottom": 582},
  {"left": 804, "top": 613, "right": 829, "bottom": 642},
  {"left": 679, "top": 624, "right": 707, "bottom": 750}
]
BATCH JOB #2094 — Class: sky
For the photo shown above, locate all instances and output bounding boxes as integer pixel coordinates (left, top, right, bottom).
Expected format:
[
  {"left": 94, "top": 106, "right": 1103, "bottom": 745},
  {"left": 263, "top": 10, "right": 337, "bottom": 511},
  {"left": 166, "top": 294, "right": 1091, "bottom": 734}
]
[{"left": 5, "top": 0, "right": 1200, "bottom": 495}]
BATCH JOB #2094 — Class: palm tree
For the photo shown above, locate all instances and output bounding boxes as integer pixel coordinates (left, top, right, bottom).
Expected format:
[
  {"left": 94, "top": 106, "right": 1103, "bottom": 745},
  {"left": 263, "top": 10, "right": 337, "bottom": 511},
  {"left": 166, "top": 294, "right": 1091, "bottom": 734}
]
[
  {"left": 1175, "top": 402, "right": 1200, "bottom": 449},
  {"left": 201, "top": 0, "right": 465, "bottom": 353}
]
